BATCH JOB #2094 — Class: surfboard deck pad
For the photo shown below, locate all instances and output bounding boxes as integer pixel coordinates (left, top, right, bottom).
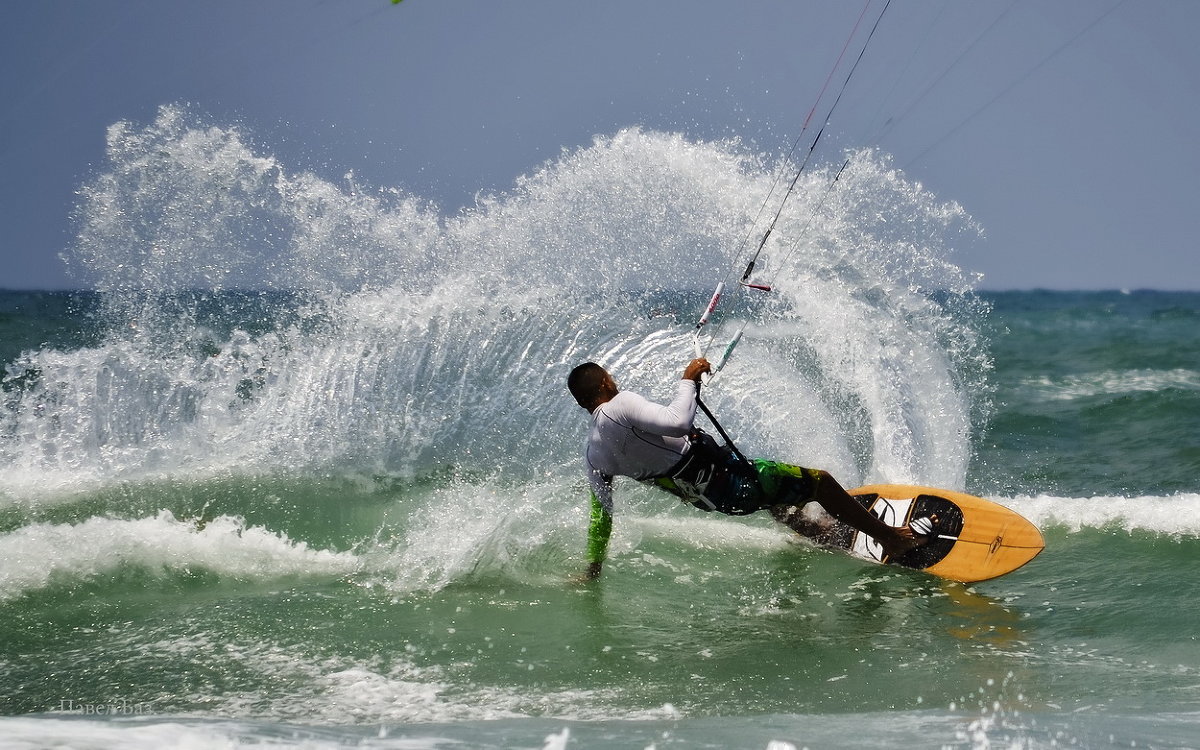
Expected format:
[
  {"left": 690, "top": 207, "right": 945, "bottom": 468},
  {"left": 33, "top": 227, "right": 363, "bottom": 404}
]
[{"left": 800, "top": 484, "right": 1044, "bottom": 583}]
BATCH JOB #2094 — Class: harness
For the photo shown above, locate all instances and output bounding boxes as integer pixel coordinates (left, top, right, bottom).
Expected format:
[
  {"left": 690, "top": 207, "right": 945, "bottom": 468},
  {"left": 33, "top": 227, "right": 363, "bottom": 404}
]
[{"left": 650, "top": 428, "right": 765, "bottom": 515}]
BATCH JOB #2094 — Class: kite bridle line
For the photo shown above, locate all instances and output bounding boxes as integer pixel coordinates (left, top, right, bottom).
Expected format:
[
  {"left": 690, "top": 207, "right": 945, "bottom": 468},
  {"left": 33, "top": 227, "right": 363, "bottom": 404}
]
[{"left": 692, "top": 0, "right": 892, "bottom": 385}]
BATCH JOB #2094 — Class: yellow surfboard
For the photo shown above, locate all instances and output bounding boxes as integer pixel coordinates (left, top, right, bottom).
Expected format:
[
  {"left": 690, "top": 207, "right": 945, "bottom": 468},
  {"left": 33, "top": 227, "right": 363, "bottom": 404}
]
[{"left": 835, "top": 484, "right": 1045, "bottom": 583}]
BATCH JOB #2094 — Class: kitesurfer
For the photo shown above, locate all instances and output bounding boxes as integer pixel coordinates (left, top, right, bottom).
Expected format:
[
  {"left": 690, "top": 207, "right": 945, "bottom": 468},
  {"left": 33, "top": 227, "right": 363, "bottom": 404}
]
[{"left": 568, "top": 358, "right": 921, "bottom": 580}]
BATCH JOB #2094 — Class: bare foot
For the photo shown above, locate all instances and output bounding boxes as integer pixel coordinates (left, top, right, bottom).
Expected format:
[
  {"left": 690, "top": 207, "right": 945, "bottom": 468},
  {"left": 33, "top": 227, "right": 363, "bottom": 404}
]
[{"left": 881, "top": 526, "right": 924, "bottom": 559}]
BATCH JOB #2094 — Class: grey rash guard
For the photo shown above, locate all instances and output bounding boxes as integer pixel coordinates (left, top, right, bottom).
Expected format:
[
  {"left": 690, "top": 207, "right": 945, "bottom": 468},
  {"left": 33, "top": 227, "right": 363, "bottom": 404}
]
[{"left": 583, "top": 379, "right": 699, "bottom": 514}]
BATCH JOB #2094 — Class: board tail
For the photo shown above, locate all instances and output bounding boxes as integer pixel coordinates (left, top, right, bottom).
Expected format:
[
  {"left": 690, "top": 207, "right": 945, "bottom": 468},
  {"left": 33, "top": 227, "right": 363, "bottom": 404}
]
[{"left": 848, "top": 485, "right": 1045, "bottom": 583}]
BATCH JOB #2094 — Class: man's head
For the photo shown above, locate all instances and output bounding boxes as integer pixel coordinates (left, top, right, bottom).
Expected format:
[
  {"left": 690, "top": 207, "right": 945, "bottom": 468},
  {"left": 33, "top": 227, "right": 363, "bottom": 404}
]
[{"left": 568, "top": 362, "right": 617, "bottom": 412}]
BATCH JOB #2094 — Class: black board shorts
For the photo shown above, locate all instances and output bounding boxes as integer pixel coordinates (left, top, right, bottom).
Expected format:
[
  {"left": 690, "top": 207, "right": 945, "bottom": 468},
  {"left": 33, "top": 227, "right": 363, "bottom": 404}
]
[{"left": 650, "top": 432, "right": 820, "bottom": 516}]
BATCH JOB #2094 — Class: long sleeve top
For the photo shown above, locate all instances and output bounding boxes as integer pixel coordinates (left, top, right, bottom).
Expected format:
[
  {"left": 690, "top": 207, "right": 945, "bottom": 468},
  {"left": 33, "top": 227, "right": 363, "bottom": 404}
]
[{"left": 582, "top": 379, "right": 699, "bottom": 563}]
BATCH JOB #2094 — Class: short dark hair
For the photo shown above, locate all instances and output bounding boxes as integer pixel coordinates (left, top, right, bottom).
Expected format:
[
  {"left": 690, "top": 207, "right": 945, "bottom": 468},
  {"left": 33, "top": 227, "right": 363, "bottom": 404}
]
[{"left": 567, "top": 362, "right": 607, "bottom": 408}]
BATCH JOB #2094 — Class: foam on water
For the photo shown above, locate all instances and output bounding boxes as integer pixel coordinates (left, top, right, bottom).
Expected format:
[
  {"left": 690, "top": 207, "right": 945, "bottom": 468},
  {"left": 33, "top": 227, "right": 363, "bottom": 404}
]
[
  {"left": 1018, "top": 368, "right": 1200, "bottom": 401},
  {"left": 80, "top": 632, "right": 686, "bottom": 726},
  {"left": 0, "top": 511, "right": 359, "bottom": 602},
  {"left": 1006, "top": 493, "right": 1200, "bottom": 537},
  {"left": 367, "top": 476, "right": 582, "bottom": 594},
  {"left": 2, "top": 471, "right": 1190, "bottom": 606},
  {"left": 8, "top": 707, "right": 1192, "bottom": 750}
]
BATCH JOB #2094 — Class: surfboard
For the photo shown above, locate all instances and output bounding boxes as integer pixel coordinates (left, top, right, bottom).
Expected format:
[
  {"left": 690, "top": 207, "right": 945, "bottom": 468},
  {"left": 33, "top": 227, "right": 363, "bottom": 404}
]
[{"left": 810, "top": 484, "right": 1045, "bottom": 583}]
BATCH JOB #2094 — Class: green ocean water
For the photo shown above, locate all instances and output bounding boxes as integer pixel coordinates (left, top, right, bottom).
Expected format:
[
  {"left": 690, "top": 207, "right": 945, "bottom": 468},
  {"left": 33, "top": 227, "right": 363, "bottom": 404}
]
[
  {"left": 2, "top": 290, "right": 1198, "bottom": 750},
  {"left": 974, "top": 291, "right": 1200, "bottom": 499},
  {"left": 2, "top": 116, "right": 1199, "bottom": 748}
]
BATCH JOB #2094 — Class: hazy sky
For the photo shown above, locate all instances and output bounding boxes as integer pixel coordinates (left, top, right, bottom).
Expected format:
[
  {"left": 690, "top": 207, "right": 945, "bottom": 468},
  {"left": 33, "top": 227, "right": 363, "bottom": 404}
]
[{"left": 3, "top": 0, "right": 1197, "bottom": 290}]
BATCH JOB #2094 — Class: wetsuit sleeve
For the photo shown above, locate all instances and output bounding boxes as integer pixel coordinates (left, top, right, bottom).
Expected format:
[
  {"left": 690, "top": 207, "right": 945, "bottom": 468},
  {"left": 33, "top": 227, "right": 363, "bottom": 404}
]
[
  {"left": 585, "top": 465, "right": 614, "bottom": 565},
  {"left": 586, "top": 490, "right": 613, "bottom": 565},
  {"left": 619, "top": 380, "right": 699, "bottom": 437}
]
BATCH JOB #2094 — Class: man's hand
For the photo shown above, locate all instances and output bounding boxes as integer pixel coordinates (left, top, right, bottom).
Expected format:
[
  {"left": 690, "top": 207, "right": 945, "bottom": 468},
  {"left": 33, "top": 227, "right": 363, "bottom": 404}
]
[
  {"left": 570, "top": 561, "right": 603, "bottom": 584},
  {"left": 682, "top": 358, "right": 711, "bottom": 383}
]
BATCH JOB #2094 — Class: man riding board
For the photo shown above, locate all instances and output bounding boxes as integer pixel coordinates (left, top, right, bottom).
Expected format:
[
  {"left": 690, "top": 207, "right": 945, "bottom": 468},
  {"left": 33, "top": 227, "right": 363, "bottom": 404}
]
[{"left": 568, "top": 357, "right": 920, "bottom": 579}]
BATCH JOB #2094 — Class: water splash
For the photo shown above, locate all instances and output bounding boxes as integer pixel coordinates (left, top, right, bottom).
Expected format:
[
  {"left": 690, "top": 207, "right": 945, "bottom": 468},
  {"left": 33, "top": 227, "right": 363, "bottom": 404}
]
[{"left": 1, "top": 104, "right": 986, "bottom": 497}]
